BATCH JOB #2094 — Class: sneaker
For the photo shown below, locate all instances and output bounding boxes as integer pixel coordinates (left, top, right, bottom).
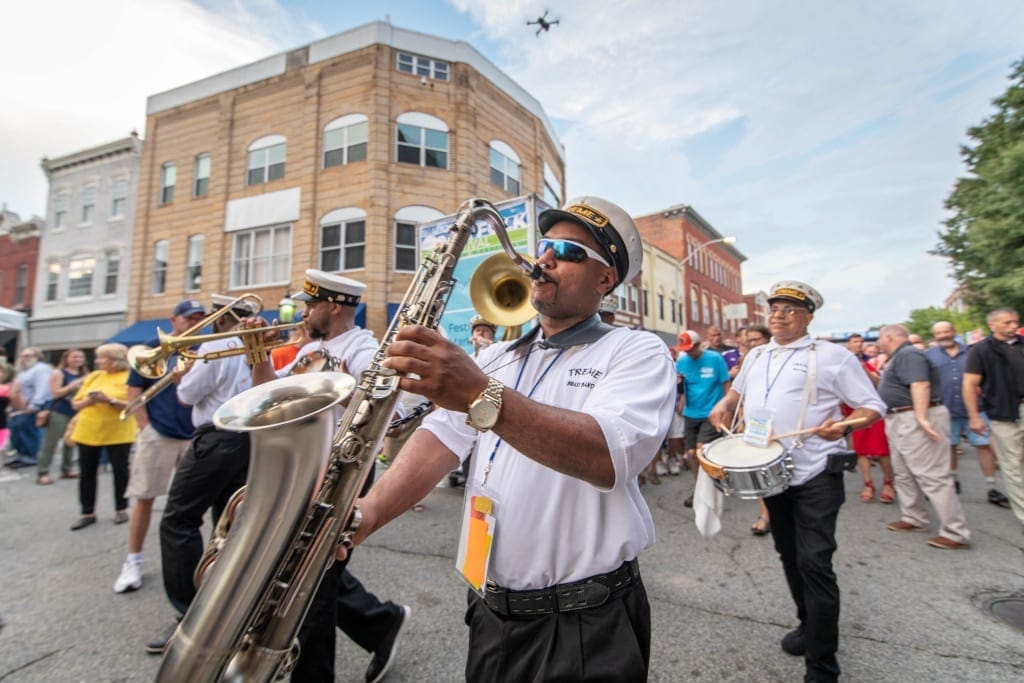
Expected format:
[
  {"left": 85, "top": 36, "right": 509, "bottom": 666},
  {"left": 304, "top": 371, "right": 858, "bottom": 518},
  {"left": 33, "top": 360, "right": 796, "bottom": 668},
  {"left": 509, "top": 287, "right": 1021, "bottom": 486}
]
[
  {"left": 114, "top": 510, "right": 129, "bottom": 524},
  {"left": 987, "top": 489, "right": 1011, "bottom": 509},
  {"left": 365, "top": 605, "right": 410, "bottom": 682},
  {"left": 780, "top": 625, "right": 806, "bottom": 656},
  {"left": 668, "top": 456, "right": 681, "bottom": 476},
  {"left": 654, "top": 458, "right": 668, "bottom": 477},
  {"left": 146, "top": 620, "right": 179, "bottom": 655},
  {"left": 114, "top": 559, "right": 142, "bottom": 593}
]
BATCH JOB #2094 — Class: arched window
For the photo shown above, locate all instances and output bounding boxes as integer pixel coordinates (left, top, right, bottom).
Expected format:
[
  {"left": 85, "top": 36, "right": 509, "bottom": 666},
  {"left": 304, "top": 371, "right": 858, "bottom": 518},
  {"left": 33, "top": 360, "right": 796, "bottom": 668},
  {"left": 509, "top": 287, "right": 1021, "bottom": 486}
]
[
  {"left": 247, "top": 134, "right": 286, "bottom": 185},
  {"left": 394, "top": 205, "right": 443, "bottom": 272},
  {"left": 489, "top": 141, "right": 521, "bottom": 194},
  {"left": 702, "top": 291, "right": 711, "bottom": 325},
  {"left": 320, "top": 208, "right": 367, "bottom": 271},
  {"left": 543, "top": 162, "right": 561, "bottom": 207},
  {"left": 690, "top": 285, "right": 699, "bottom": 322},
  {"left": 396, "top": 113, "right": 448, "bottom": 169},
  {"left": 324, "top": 114, "right": 368, "bottom": 168},
  {"left": 152, "top": 240, "right": 169, "bottom": 294}
]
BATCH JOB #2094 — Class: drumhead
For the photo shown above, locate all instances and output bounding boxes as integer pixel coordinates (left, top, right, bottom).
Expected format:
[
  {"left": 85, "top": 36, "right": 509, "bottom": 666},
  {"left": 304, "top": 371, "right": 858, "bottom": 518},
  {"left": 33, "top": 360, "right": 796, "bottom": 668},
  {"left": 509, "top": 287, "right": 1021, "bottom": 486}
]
[{"left": 704, "top": 435, "right": 784, "bottom": 467}]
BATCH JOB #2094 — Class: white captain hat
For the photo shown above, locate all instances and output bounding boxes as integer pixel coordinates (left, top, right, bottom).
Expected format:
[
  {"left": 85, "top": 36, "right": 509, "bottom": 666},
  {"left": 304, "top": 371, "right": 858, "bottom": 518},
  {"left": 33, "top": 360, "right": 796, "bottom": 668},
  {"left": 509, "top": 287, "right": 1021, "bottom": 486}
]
[
  {"left": 767, "top": 280, "right": 824, "bottom": 313},
  {"left": 293, "top": 269, "right": 366, "bottom": 306},
  {"left": 211, "top": 293, "right": 260, "bottom": 316}
]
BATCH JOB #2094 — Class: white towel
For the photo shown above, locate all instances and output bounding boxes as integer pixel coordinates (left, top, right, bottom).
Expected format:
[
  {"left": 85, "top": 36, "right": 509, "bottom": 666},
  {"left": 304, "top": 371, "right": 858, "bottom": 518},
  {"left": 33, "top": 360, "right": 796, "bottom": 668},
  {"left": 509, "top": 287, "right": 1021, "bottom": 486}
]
[{"left": 693, "top": 468, "right": 724, "bottom": 538}]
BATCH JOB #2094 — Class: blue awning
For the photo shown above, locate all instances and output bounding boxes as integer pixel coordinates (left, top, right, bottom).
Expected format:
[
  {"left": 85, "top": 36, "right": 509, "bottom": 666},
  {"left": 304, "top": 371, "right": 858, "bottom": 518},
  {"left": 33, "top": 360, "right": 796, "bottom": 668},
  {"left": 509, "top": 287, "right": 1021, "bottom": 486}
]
[{"left": 106, "top": 309, "right": 291, "bottom": 347}]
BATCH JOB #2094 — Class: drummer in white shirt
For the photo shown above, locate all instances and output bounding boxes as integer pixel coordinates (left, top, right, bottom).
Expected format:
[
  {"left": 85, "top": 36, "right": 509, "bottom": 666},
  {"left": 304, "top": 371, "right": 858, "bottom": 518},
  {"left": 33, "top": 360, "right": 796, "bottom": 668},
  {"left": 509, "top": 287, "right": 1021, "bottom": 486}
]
[{"left": 709, "top": 280, "right": 885, "bottom": 683}]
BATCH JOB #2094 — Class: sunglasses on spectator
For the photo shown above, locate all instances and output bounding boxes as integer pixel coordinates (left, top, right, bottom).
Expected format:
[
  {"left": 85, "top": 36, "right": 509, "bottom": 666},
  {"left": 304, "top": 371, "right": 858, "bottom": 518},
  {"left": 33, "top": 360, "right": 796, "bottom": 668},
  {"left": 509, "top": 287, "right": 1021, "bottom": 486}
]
[{"left": 536, "top": 238, "right": 611, "bottom": 268}]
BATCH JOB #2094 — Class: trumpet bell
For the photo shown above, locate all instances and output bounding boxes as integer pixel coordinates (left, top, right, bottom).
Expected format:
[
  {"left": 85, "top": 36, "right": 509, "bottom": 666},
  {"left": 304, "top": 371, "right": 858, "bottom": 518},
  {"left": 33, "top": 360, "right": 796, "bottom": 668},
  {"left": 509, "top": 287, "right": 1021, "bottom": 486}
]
[
  {"left": 128, "top": 343, "right": 168, "bottom": 379},
  {"left": 469, "top": 252, "right": 538, "bottom": 328}
]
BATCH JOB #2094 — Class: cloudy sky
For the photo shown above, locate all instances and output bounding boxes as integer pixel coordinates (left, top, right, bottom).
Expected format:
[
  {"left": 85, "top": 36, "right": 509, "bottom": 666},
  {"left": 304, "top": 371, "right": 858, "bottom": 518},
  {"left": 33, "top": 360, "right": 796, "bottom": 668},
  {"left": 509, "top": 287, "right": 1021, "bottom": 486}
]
[{"left": 3, "top": 0, "right": 1023, "bottom": 334}]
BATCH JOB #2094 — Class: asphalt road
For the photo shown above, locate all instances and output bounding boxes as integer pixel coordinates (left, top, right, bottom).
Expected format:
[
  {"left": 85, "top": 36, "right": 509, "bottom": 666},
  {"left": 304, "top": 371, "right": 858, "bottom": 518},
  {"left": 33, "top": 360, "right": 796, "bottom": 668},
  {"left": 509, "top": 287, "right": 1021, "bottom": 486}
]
[{"left": 1, "top": 447, "right": 1022, "bottom": 682}]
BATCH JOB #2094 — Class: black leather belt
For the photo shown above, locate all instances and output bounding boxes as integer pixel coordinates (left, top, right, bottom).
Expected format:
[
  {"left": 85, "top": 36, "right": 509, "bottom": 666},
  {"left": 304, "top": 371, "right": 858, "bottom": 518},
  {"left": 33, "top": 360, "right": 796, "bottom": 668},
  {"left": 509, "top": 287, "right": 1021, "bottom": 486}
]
[
  {"left": 888, "top": 401, "right": 942, "bottom": 415},
  {"left": 194, "top": 423, "right": 217, "bottom": 435},
  {"left": 483, "top": 559, "right": 639, "bottom": 616}
]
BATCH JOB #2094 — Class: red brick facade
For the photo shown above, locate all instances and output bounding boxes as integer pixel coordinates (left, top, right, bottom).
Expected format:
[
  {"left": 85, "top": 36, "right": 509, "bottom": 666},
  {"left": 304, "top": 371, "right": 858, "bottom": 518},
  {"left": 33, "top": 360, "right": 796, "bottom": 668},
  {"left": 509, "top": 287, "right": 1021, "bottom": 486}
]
[
  {"left": 635, "top": 205, "right": 745, "bottom": 336},
  {"left": 0, "top": 222, "right": 41, "bottom": 313}
]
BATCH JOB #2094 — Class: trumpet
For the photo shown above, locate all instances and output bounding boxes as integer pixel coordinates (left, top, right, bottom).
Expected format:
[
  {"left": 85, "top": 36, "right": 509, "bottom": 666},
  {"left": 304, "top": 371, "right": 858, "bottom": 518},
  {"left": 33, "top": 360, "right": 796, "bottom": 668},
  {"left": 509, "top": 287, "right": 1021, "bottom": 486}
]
[{"left": 127, "top": 293, "right": 304, "bottom": 380}]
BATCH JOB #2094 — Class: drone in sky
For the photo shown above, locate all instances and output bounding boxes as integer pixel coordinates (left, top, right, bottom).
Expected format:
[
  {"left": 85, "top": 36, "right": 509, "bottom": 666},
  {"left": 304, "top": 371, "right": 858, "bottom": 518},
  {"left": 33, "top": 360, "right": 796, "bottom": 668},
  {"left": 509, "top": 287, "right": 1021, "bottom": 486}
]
[{"left": 526, "top": 10, "right": 559, "bottom": 36}]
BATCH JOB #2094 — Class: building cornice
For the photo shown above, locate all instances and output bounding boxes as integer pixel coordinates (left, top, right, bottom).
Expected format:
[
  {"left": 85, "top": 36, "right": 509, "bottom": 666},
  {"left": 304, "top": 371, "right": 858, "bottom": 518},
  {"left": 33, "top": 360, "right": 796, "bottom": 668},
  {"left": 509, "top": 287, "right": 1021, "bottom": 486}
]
[
  {"left": 637, "top": 203, "right": 747, "bottom": 263},
  {"left": 41, "top": 134, "right": 143, "bottom": 176}
]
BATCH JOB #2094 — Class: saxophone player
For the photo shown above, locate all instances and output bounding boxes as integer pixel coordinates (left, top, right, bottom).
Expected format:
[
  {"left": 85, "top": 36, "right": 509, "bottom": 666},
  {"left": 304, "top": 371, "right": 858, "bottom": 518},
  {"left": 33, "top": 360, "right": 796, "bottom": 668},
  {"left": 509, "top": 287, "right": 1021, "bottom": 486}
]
[
  {"left": 250, "top": 270, "right": 410, "bottom": 683},
  {"left": 346, "top": 196, "right": 676, "bottom": 680}
]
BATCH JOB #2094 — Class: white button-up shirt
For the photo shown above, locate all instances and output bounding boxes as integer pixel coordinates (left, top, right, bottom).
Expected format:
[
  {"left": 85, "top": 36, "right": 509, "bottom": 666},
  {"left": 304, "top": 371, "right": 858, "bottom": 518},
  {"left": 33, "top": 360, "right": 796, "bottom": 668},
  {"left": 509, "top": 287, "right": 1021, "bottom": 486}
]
[
  {"left": 421, "top": 326, "right": 676, "bottom": 590},
  {"left": 177, "top": 337, "right": 253, "bottom": 426},
  {"left": 731, "top": 335, "right": 886, "bottom": 486}
]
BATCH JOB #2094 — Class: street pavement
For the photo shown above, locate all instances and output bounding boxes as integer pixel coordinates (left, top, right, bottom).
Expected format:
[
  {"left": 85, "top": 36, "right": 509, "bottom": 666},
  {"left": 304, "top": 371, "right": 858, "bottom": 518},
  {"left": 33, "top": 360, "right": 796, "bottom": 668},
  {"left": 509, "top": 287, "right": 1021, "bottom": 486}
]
[{"left": 1, "top": 447, "right": 1023, "bottom": 682}]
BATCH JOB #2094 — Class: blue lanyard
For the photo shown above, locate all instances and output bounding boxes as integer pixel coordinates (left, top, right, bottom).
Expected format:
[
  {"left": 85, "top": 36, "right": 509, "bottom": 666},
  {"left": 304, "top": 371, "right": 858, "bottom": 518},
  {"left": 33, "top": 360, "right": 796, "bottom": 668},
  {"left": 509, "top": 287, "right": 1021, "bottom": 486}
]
[
  {"left": 480, "top": 346, "right": 565, "bottom": 485},
  {"left": 764, "top": 348, "right": 798, "bottom": 405}
]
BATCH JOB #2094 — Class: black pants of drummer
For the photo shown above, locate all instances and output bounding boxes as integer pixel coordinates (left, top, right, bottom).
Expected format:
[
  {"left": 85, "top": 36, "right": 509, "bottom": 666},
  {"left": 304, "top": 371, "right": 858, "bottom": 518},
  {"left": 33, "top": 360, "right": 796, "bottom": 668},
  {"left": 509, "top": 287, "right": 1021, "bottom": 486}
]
[
  {"left": 764, "top": 469, "right": 845, "bottom": 683},
  {"left": 463, "top": 579, "right": 650, "bottom": 681}
]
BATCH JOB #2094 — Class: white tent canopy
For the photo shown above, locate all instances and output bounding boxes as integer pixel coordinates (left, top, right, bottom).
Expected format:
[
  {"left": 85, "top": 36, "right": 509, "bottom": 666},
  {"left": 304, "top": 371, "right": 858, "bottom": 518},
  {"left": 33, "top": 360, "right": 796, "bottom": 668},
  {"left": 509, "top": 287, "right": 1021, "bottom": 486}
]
[{"left": 0, "top": 306, "right": 26, "bottom": 331}]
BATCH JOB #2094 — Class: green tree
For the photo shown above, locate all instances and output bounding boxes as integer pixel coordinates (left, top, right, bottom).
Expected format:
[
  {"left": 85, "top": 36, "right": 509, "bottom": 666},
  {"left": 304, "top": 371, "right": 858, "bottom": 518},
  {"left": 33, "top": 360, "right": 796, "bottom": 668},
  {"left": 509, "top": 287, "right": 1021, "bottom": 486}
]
[
  {"left": 935, "top": 58, "right": 1024, "bottom": 315},
  {"left": 903, "top": 306, "right": 984, "bottom": 340}
]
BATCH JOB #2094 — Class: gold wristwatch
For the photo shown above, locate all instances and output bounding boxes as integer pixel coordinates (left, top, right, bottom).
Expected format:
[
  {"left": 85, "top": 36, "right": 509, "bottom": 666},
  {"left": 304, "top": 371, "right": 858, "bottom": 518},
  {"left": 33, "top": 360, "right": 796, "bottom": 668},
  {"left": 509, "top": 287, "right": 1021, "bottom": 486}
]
[{"left": 466, "top": 378, "right": 504, "bottom": 432}]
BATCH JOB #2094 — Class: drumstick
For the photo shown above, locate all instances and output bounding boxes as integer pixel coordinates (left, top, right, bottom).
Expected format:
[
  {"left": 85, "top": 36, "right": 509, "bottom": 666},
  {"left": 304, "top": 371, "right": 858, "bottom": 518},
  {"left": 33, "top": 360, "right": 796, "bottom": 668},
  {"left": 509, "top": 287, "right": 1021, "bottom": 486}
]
[{"left": 772, "top": 417, "right": 867, "bottom": 442}]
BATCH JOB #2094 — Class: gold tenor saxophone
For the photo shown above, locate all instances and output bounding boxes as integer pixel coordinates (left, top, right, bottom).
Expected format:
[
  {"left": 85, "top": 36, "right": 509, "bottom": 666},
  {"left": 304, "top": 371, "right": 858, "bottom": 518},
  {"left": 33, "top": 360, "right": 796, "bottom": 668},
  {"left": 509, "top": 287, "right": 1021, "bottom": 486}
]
[{"left": 156, "top": 198, "right": 536, "bottom": 682}]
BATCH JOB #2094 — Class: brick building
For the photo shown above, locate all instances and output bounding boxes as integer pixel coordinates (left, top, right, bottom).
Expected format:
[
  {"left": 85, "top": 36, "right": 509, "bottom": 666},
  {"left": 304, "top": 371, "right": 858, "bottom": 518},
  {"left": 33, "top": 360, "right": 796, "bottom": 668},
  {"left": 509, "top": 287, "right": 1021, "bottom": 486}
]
[
  {"left": 127, "top": 21, "right": 564, "bottom": 337},
  {"left": 743, "top": 290, "right": 769, "bottom": 327},
  {"left": 634, "top": 204, "right": 746, "bottom": 337},
  {"left": 0, "top": 206, "right": 41, "bottom": 314},
  {"left": 30, "top": 134, "right": 144, "bottom": 354}
]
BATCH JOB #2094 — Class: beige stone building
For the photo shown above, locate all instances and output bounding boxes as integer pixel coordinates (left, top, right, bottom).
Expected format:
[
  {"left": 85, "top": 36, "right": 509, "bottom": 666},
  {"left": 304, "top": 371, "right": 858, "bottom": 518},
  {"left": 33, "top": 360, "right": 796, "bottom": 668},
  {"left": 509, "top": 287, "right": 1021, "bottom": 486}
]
[{"left": 128, "top": 21, "right": 564, "bottom": 336}]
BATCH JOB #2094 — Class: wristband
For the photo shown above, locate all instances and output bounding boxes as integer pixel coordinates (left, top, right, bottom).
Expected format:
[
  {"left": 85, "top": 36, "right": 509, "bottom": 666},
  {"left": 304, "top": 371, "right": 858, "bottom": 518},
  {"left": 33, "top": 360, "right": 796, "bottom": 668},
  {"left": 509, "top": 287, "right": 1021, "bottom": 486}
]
[{"left": 842, "top": 425, "right": 854, "bottom": 438}]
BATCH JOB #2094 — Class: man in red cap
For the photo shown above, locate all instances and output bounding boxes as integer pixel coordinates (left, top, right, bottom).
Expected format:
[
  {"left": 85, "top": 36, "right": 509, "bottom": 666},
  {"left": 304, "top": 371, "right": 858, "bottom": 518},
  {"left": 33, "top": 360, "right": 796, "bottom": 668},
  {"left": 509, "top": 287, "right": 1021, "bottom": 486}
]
[{"left": 675, "top": 329, "right": 729, "bottom": 506}]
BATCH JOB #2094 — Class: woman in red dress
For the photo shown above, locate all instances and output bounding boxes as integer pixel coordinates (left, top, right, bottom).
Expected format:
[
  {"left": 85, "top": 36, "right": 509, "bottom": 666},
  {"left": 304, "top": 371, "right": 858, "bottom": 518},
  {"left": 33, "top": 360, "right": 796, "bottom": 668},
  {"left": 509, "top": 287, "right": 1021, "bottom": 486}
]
[{"left": 843, "top": 355, "right": 894, "bottom": 503}]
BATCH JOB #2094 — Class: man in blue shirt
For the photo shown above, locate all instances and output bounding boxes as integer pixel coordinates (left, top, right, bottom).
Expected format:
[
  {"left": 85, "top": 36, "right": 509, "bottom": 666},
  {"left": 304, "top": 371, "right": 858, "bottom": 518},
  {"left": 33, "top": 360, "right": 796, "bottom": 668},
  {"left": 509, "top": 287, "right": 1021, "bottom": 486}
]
[
  {"left": 677, "top": 330, "right": 730, "bottom": 506},
  {"left": 5, "top": 348, "right": 52, "bottom": 468},
  {"left": 926, "top": 321, "right": 1010, "bottom": 508}
]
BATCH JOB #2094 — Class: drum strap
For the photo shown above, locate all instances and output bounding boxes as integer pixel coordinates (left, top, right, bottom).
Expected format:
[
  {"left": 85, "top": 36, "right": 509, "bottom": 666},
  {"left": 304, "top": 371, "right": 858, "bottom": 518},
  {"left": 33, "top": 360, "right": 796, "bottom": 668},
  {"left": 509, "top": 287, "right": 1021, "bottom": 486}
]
[{"left": 792, "top": 343, "right": 817, "bottom": 448}]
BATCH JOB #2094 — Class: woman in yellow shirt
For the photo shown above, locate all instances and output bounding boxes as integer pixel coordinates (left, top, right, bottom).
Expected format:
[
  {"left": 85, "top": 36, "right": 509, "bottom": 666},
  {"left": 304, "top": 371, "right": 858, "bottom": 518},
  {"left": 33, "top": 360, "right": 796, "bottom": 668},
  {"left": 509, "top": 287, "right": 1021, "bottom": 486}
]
[{"left": 69, "top": 343, "right": 137, "bottom": 530}]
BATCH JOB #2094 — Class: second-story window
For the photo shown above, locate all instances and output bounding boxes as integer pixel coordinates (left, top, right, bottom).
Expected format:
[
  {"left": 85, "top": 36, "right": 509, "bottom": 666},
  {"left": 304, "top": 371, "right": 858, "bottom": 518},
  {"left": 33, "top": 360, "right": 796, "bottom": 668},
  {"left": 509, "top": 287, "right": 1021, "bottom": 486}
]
[
  {"left": 324, "top": 115, "right": 368, "bottom": 168},
  {"left": 152, "top": 240, "right": 169, "bottom": 294},
  {"left": 396, "top": 113, "right": 448, "bottom": 169},
  {"left": 104, "top": 249, "right": 119, "bottom": 295},
  {"left": 194, "top": 154, "right": 210, "bottom": 197},
  {"left": 45, "top": 261, "right": 60, "bottom": 302},
  {"left": 67, "top": 257, "right": 96, "bottom": 298},
  {"left": 185, "top": 234, "right": 204, "bottom": 291},
  {"left": 81, "top": 187, "right": 96, "bottom": 224},
  {"left": 230, "top": 225, "right": 291, "bottom": 287},
  {"left": 160, "top": 163, "right": 176, "bottom": 204},
  {"left": 489, "top": 141, "right": 521, "bottom": 195},
  {"left": 247, "top": 135, "right": 286, "bottom": 185},
  {"left": 110, "top": 179, "right": 127, "bottom": 218},
  {"left": 14, "top": 264, "right": 28, "bottom": 305},
  {"left": 320, "top": 208, "right": 366, "bottom": 271}
]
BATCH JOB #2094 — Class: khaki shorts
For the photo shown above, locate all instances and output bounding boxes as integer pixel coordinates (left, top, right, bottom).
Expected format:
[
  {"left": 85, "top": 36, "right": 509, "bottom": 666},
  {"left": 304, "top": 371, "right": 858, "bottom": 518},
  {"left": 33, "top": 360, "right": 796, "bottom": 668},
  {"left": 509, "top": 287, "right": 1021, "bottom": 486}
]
[
  {"left": 127, "top": 424, "right": 191, "bottom": 499},
  {"left": 667, "top": 412, "right": 685, "bottom": 439}
]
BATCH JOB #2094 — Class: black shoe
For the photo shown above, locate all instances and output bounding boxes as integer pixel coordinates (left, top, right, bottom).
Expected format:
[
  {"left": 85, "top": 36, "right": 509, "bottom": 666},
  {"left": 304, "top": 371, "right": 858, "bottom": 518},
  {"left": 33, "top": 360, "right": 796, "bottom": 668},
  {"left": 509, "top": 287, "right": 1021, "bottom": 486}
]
[
  {"left": 365, "top": 605, "right": 410, "bottom": 682},
  {"left": 70, "top": 515, "right": 96, "bottom": 531},
  {"left": 146, "top": 620, "right": 180, "bottom": 655},
  {"left": 988, "top": 489, "right": 1011, "bottom": 509},
  {"left": 780, "top": 625, "right": 806, "bottom": 656},
  {"left": 684, "top": 494, "right": 694, "bottom": 508},
  {"left": 954, "top": 479, "right": 961, "bottom": 494}
]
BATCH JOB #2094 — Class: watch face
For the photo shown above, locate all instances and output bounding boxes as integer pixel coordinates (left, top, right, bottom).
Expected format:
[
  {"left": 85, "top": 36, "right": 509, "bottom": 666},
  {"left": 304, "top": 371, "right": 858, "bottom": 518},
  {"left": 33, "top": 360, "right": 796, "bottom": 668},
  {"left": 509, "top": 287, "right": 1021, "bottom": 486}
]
[{"left": 471, "top": 399, "right": 499, "bottom": 429}]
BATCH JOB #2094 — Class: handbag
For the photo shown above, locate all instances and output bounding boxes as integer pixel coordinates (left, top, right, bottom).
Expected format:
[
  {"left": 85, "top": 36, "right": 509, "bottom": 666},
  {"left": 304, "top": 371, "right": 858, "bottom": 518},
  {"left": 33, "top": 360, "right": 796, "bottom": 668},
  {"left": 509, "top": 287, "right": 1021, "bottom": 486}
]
[{"left": 63, "top": 414, "right": 80, "bottom": 447}]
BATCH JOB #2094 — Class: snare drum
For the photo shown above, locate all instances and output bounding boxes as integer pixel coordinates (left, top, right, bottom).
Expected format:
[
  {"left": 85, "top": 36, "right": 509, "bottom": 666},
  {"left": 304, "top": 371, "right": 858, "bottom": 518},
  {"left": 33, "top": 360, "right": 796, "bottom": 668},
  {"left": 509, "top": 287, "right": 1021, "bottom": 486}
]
[
  {"left": 289, "top": 349, "right": 339, "bottom": 375},
  {"left": 697, "top": 435, "right": 793, "bottom": 499}
]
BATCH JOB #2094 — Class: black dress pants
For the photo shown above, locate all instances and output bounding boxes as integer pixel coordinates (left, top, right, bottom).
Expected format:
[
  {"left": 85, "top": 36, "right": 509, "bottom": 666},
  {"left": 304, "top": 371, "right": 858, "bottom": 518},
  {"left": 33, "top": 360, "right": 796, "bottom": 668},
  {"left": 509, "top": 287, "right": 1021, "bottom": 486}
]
[
  {"left": 159, "top": 428, "right": 250, "bottom": 616},
  {"left": 464, "top": 578, "right": 651, "bottom": 682},
  {"left": 764, "top": 469, "right": 845, "bottom": 683},
  {"left": 76, "top": 442, "right": 131, "bottom": 515}
]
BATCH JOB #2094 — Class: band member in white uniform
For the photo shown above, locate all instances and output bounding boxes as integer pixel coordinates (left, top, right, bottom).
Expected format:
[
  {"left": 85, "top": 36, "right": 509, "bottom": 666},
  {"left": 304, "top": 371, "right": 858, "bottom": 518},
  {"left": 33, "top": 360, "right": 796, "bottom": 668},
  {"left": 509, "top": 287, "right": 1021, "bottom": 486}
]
[
  {"left": 709, "top": 281, "right": 885, "bottom": 683},
  {"left": 344, "top": 196, "right": 676, "bottom": 680},
  {"left": 149, "top": 294, "right": 257, "bottom": 654},
  {"left": 251, "top": 270, "right": 409, "bottom": 683}
]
